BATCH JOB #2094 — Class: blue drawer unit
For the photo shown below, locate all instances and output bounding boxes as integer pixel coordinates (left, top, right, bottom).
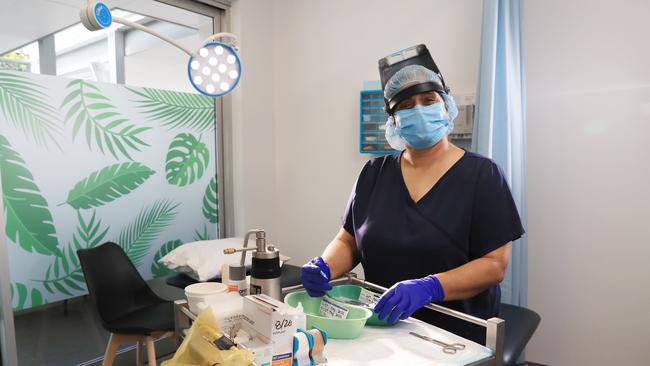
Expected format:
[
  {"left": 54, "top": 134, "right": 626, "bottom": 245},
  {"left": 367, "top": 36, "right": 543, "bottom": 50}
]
[{"left": 360, "top": 90, "right": 393, "bottom": 154}]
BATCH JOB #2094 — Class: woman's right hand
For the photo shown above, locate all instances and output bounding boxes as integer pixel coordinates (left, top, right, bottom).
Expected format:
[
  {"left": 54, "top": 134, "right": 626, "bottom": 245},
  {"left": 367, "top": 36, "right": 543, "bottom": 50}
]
[{"left": 301, "top": 256, "right": 333, "bottom": 297}]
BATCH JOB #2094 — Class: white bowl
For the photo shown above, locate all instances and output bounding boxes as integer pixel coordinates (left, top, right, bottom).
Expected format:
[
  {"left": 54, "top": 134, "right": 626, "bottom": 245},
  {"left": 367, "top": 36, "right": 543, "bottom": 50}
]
[{"left": 184, "top": 282, "right": 228, "bottom": 314}]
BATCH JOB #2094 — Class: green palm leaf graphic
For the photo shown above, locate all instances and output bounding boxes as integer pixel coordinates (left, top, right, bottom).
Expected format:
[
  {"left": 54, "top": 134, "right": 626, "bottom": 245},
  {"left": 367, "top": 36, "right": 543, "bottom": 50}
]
[
  {"left": 165, "top": 133, "right": 209, "bottom": 186},
  {"left": 117, "top": 199, "right": 179, "bottom": 267},
  {"left": 0, "top": 71, "right": 62, "bottom": 149},
  {"left": 36, "top": 210, "right": 109, "bottom": 296},
  {"left": 64, "top": 162, "right": 155, "bottom": 209},
  {"left": 61, "top": 79, "right": 150, "bottom": 160},
  {"left": 151, "top": 239, "right": 183, "bottom": 277},
  {"left": 128, "top": 87, "right": 215, "bottom": 132},
  {"left": 194, "top": 224, "right": 214, "bottom": 241},
  {"left": 42, "top": 246, "right": 84, "bottom": 296},
  {"left": 202, "top": 176, "right": 218, "bottom": 224},
  {"left": 0, "top": 134, "right": 61, "bottom": 256},
  {"left": 10, "top": 283, "right": 45, "bottom": 310}
]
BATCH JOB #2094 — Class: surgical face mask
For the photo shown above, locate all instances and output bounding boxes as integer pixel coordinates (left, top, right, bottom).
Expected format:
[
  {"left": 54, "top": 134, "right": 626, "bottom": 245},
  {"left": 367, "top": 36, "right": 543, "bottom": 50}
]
[
  {"left": 385, "top": 116, "right": 406, "bottom": 151},
  {"left": 392, "top": 102, "right": 450, "bottom": 149}
]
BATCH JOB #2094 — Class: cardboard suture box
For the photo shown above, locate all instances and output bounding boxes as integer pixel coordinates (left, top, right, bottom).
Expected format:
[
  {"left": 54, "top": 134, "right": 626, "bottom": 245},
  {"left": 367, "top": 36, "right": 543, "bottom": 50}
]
[{"left": 242, "top": 294, "right": 306, "bottom": 366}]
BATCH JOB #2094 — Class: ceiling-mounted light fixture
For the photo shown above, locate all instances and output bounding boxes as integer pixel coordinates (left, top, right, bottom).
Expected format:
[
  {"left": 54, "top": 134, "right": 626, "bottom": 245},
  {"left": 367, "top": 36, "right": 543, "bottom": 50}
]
[{"left": 79, "top": 0, "right": 241, "bottom": 97}]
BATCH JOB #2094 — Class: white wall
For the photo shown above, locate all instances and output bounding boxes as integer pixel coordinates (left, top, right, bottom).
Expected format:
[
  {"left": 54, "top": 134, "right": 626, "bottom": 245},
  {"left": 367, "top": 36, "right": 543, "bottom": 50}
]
[
  {"left": 524, "top": 0, "right": 650, "bottom": 364},
  {"left": 272, "top": 0, "right": 482, "bottom": 265},
  {"left": 230, "top": 0, "right": 482, "bottom": 265},
  {"left": 229, "top": 0, "right": 280, "bottom": 242}
]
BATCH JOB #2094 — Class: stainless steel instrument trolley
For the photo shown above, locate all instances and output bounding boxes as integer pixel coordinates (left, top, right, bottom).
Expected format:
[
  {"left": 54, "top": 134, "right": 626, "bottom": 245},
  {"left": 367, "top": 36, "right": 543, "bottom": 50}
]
[{"left": 173, "top": 273, "right": 504, "bottom": 366}]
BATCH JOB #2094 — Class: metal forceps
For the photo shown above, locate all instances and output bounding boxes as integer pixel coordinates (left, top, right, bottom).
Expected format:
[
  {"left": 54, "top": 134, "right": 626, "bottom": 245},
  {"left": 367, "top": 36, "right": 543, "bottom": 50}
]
[{"left": 409, "top": 331, "right": 466, "bottom": 354}]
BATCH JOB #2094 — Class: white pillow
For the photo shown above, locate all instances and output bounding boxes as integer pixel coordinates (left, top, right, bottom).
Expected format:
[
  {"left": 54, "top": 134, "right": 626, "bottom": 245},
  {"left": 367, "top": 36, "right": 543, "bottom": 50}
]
[
  {"left": 158, "top": 238, "right": 250, "bottom": 281},
  {"left": 158, "top": 238, "right": 290, "bottom": 281}
]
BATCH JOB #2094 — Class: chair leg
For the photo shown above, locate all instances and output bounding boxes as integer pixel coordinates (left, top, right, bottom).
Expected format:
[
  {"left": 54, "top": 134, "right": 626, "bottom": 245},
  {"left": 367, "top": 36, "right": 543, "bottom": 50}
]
[
  {"left": 102, "top": 333, "right": 120, "bottom": 366},
  {"left": 136, "top": 338, "right": 144, "bottom": 366},
  {"left": 146, "top": 336, "right": 157, "bottom": 366}
]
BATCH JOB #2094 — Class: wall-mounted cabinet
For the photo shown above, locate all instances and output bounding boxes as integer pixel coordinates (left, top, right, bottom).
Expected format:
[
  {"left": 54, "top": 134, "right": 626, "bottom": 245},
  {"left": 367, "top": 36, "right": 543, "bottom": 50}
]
[{"left": 359, "top": 90, "right": 392, "bottom": 154}]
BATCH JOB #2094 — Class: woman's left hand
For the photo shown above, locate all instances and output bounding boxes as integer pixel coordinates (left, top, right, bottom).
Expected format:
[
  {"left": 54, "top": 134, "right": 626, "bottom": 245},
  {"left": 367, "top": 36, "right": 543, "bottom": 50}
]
[{"left": 374, "top": 275, "right": 445, "bottom": 324}]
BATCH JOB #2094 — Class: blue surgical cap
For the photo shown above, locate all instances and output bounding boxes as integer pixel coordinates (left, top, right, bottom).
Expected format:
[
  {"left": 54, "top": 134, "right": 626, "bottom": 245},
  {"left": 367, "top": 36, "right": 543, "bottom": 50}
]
[{"left": 384, "top": 64, "right": 458, "bottom": 121}]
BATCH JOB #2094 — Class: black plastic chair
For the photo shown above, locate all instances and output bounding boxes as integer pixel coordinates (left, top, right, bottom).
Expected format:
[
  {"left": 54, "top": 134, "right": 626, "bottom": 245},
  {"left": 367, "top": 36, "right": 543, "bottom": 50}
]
[
  {"left": 499, "top": 303, "right": 541, "bottom": 366},
  {"left": 78, "top": 242, "right": 174, "bottom": 366}
]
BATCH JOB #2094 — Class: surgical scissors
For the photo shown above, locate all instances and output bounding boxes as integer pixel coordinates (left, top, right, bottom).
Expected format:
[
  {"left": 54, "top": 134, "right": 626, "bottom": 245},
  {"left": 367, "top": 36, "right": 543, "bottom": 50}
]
[{"left": 409, "top": 331, "right": 466, "bottom": 354}]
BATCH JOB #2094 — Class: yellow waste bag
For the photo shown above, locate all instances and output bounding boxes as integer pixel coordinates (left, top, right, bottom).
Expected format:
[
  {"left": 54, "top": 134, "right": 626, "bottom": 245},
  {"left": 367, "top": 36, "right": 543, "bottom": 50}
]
[{"left": 163, "top": 307, "right": 253, "bottom": 366}]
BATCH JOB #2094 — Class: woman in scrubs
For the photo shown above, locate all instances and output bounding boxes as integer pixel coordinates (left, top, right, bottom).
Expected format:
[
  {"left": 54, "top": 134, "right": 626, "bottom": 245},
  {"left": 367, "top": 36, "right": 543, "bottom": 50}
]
[{"left": 301, "top": 44, "right": 524, "bottom": 343}]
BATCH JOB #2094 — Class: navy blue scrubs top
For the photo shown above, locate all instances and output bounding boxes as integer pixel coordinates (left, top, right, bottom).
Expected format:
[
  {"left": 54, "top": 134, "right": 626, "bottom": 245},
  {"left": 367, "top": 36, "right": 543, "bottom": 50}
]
[{"left": 342, "top": 151, "right": 524, "bottom": 343}]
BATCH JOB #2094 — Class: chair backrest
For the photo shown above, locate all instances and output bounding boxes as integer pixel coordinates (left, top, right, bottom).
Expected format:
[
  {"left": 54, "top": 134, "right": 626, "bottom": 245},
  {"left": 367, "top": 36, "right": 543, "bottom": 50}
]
[
  {"left": 77, "top": 242, "right": 160, "bottom": 325},
  {"left": 499, "top": 303, "right": 541, "bottom": 365}
]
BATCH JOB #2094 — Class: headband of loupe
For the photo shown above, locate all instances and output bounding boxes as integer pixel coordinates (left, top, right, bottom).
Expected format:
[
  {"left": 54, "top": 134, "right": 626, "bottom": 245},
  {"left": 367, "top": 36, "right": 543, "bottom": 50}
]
[
  {"left": 80, "top": 0, "right": 241, "bottom": 97},
  {"left": 378, "top": 44, "right": 449, "bottom": 115}
]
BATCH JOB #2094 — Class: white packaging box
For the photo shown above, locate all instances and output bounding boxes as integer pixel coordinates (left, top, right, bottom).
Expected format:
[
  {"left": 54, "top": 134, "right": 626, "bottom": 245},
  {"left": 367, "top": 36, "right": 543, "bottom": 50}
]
[
  {"left": 242, "top": 294, "right": 306, "bottom": 366},
  {"left": 239, "top": 336, "right": 273, "bottom": 366},
  {"left": 196, "top": 292, "right": 247, "bottom": 339}
]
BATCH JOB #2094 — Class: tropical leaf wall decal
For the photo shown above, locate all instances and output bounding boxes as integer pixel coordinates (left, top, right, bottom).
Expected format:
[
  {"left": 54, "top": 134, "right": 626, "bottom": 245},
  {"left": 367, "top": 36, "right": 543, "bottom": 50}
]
[
  {"left": 36, "top": 210, "right": 109, "bottom": 297},
  {"left": 128, "top": 87, "right": 216, "bottom": 132},
  {"left": 151, "top": 239, "right": 183, "bottom": 277},
  {"left": 72, "top": 210, "right": 110, "bottom": 250},
  {"left": 165, "top": 133, "right": 209, "bottom": 186},
  {"left": 0, "top": 71, "right": 62, "bottom": 149},
  {"left": 116, "top": 199, "right": 179, "bottom": 267},
  {"left": 41, "top": 245, "right": 85, "bottom": 296},
  {"left": 63, "top": 162, "right": 155, "bottom": 209},
  {"left": 10, "top": 283, "right": 45, "bottom": 310},
  {"left": 0, "top": 134, "right": 61, "bottom": 257},
  {"left": 0, "top": 72, "right": 219, "bottom": 309},
  {"left": 203, "top": 176, "right": 218, "bottom": 224},
  {"left": 194, "top": 224, "right": 214, "bottom": 241},
  {"left": 60, "top": 79, "right": 150, "bottom": 160}
]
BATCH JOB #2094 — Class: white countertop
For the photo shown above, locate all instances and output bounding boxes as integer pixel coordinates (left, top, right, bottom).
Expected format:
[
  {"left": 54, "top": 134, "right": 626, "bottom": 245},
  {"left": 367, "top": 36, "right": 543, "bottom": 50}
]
[{"left": 323, "top": 317, "right": 493, "bottom": 366}]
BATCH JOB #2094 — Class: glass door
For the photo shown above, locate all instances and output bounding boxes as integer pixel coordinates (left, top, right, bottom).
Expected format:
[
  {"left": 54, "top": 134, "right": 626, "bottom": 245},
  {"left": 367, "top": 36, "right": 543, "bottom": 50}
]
[{"left": 0, "top": 1, "right": 229, "bottom": 364}]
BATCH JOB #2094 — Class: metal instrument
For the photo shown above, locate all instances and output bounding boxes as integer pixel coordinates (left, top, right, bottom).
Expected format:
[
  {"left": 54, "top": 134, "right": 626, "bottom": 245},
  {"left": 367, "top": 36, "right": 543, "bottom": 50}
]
[
  {"left": 409, "top": 331, "right": 466, "bottom": 354},
  {"left": 224, "top": 229, "right": 282, "bottom": 300}
]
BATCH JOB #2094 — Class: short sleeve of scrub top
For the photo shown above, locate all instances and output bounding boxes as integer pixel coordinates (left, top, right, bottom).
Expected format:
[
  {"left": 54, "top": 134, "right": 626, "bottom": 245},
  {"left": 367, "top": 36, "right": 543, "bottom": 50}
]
[{"left": 341, "top": 151, "right": 524, "bottom": 343}]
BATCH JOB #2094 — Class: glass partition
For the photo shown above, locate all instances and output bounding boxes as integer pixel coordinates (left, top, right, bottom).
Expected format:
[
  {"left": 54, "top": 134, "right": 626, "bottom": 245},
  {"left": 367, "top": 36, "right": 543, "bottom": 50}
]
[{"left": 0, "top": 1, "right": 225, "bottom": 364}]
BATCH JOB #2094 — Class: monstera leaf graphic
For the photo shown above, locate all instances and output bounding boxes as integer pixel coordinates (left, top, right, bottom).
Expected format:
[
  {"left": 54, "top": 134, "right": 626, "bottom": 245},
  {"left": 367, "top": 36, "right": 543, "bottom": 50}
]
[
  {"left": 128, "top": 87, "right": 216, "bottom": 132},
  {"left": 151, "top": 239, "right": 183, "bottom": 277},
  {"left": 64, "top": 162, "right": 155, "bottom": 209},
  {"left": 0, "top": 71, "right": 62, "bottom": 148},
  {"left": 165, "top": 133, "right": 209, "bottom": 186},
  {"left": 117, "top": 200, "right": 179, "bottom": 267},
  {"left": 61, "top": 79, "right": 150, "bottom": 160},
  {"left": 37, "top": 210, "right": 109, "bottom": 296},
  {"left": 10, "top": 283, "right": 45, "bottom": 310},
  {"left": 202, "top": 176, "right": 218, "bottom": 224},
  {"left": 0, "top": 134, "right": 61, "bottom": 257}
]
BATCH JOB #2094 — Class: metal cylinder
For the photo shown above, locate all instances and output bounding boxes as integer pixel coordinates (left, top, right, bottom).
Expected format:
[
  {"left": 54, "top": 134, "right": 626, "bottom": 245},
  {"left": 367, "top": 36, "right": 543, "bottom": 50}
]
[
  {"left": 249, "top": 253, "right": 281, "bottom": 300},
  {"left": 250, "top": 277, "right": 282, "bottom": 300}
]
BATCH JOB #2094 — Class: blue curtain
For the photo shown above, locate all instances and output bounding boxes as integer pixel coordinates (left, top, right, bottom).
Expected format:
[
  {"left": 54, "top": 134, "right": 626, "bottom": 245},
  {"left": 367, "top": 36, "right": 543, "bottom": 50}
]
[{"left": 472, "top": 0, "right": 528, "bottom": 307}]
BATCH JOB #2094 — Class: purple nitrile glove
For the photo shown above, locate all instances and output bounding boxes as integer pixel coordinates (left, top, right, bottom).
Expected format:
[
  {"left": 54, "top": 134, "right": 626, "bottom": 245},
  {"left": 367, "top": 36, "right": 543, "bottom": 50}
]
[
  {"left": 373, "top": 275, "right": 445, "bottom": 325},
  {"left": 301, "top": 256, "right": 333, "bottom": 297}
]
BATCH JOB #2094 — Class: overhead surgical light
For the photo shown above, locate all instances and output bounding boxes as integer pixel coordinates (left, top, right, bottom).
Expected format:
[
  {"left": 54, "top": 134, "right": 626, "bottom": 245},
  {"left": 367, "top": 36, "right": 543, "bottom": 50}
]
[
  {"left": 79, "top": 0, "right": 241, "bottom": 97},
  {"left": 187, "top": 43, "right": 241, "bottom": 95}
]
